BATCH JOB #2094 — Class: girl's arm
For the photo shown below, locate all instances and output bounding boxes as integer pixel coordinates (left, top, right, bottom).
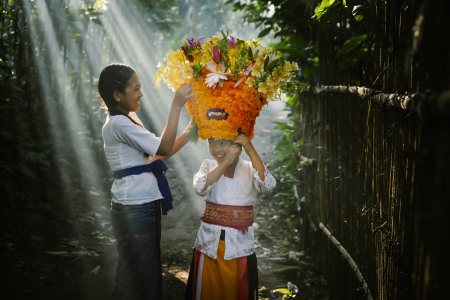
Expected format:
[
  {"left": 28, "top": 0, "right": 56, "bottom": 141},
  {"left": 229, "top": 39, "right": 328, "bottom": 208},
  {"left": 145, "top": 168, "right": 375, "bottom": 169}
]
[
  {"left": 156, "top": 84, "right": 193, "bottom": 156},
  {"left": 154, "top": 118, "right": 194, "bottom": 161},
  {"left": 234, "top": 134, "right": 265, "bottom": 180},
  {"left": 201, "top": 143, "right": 242, "bottom": 192}
]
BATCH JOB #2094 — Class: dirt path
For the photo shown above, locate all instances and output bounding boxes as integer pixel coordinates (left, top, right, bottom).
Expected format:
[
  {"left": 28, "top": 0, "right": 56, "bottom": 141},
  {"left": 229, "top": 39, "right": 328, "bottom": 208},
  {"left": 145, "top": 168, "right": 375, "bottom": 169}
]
[{"left": 1, "top": 101, "right": 328, "bottom": 299}]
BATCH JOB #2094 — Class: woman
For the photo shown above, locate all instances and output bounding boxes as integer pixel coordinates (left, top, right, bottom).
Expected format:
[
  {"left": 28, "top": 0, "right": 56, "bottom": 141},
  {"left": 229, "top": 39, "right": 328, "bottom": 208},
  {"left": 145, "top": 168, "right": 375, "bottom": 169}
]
[{"left": 98, "top": 62, "right": 193, "bottom": 300}]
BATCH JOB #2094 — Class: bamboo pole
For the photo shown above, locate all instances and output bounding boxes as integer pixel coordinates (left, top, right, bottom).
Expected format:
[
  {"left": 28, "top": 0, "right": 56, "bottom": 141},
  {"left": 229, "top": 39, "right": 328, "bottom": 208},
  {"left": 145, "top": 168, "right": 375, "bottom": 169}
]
[
  {"left": 319, "top": 222, "right": 374, "bottom": 300},
  {"left": 310, "top": 85, "right": 420, "bottom": 112}
]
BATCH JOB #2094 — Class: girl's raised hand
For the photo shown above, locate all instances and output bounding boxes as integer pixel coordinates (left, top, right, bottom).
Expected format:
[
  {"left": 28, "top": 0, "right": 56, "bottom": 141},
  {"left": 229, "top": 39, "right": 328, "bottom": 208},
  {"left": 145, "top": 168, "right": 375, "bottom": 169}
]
[
  {"left": 235, "top": 133, "right": 265, "bottom": 180},
  {"left": 173, "top": 84, "right": 194, "bottom": 108},
  {"left": 234, "top": 134, "right": 255, "bottom": 155},
  {"left": 223, "top": 143, "right": 242, "bottom": 166}
]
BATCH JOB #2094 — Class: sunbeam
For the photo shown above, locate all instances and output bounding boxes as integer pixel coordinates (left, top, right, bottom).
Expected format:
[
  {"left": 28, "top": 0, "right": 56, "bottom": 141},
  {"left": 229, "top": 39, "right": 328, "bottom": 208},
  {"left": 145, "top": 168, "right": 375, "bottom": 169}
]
[
  {"left": 23, "top": 0, "right": 103, "bottom": 202},
  {"left": 19, "top": 0, "right": 285, "bottom": 298},
  {"left": 24, "top": 0, "right": 284, "bottom": 245}
]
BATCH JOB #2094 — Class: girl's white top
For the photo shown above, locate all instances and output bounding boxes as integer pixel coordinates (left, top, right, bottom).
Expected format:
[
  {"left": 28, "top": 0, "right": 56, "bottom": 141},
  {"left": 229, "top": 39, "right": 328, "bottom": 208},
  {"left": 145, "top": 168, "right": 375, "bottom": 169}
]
[
  {"left": 102, "top": 112, "right": 162, "bottom": 205},
  {"left": 193, "top": 157, "right": 276, "bottom": 260}
]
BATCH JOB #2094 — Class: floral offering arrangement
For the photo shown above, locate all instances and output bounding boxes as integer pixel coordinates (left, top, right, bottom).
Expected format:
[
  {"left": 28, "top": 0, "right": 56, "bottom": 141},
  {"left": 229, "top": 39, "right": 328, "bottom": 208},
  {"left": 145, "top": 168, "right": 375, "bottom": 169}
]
[{"left": 154, "top": 31, "right": 299, "bottom": 140}]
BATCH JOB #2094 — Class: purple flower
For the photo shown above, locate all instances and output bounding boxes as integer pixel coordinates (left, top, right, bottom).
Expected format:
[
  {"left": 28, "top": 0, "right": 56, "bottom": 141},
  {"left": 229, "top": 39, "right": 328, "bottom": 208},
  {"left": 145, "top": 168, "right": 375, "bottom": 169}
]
[
  {"left": 187, "top": 37, "right": 196, "bottom": 47},
  {"left": 187, "top": 36, "right": 206, "bottom": 47},
  {"left": 213, "top": 47, "right": 220, "bottom": 64},
  {"left": 228, "top": 35, "right": 236, "bottom": 47},
  {"left": 206, "top": 108, "right": 228, "bottom": 120}
]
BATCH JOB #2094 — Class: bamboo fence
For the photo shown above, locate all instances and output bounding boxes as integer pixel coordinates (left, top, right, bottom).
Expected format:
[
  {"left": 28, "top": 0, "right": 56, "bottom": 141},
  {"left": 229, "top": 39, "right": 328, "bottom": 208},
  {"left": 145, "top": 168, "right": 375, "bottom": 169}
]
[{"left": 295, "top": 0, "right": 450, "bottom": 299}]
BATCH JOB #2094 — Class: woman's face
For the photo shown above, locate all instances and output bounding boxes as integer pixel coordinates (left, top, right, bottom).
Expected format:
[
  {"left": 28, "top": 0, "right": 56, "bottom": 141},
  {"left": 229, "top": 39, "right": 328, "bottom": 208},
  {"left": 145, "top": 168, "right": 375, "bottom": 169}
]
[
  {"left": 114, "top": 73, "right": 143, "bottom": 114},
  {"left": 208, "top": 138, "right": 234, "bottom": 162}
]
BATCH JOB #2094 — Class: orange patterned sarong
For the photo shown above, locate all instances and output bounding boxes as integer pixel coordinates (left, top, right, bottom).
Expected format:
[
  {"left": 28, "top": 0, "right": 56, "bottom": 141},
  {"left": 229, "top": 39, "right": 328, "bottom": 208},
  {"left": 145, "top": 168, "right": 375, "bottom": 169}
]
[{"left": 200, "top": 241, "right": 248, "bottom": 300}]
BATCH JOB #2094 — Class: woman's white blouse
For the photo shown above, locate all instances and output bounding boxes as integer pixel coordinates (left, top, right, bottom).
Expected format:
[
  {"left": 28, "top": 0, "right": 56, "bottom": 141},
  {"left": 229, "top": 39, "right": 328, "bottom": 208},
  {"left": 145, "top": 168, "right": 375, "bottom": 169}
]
[
  {"left": 193, "top": 157, "right": 276, "bottom": 260},
  {"left": 102, "top": 112, "right": 162, "bottom": 205}
]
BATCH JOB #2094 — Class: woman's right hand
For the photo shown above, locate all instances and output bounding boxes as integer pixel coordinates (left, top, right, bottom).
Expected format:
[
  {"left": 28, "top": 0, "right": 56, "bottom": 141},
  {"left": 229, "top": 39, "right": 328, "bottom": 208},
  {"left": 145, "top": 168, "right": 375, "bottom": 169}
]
[{"left": 173, "top": 84, "right": 193, "bottom": 108}]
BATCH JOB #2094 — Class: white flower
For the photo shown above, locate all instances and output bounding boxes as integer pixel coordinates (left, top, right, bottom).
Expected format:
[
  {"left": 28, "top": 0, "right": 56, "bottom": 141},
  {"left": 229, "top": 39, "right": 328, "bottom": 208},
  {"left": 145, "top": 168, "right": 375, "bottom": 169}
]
[
  {"left": 250, "top": 44, "right": 267, "bottom": 57},
  {"left": 204, "top": 61, "right": 227, "bottom": 89},
  {"left": 268, "top": 51, "right": 282, "bottom": 61}
]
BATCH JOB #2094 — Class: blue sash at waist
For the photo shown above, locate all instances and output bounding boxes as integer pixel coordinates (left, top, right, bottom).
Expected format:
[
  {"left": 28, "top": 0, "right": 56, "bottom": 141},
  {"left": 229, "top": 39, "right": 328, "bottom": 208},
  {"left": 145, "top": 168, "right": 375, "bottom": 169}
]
[{"left": 113, "top": 159, "right": 173, "bottom": 215}]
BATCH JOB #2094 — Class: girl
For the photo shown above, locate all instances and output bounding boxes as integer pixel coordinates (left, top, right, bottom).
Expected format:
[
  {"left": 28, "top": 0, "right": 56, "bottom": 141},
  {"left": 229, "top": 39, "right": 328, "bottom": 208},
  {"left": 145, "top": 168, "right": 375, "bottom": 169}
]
[
  {"left": 185, "top": 134, "right": 276, "bottom": 300},
  {"left": 98, "top": 62, "right": 193, "bottom": 300}
]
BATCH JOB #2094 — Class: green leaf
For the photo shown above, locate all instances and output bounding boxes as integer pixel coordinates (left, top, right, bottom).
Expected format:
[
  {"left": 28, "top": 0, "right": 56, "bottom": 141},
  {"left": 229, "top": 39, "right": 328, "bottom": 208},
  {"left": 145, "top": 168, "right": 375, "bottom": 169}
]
[
  {"left": 314, "top": 0, "right": 337, "bottom": 20},
  {"left": 263, "top": 56, "right": 270, "bottom": 71},
  {"left": 338, "top": 45, "right": 369, "bottom": 69},
  {"left": 92, "top": 18, "right": 103, "bottom": 26},
  {"left": 336, "top": 34, "right": 368, "bottom": 57},
  {"left": 266, "top": 59, "right": 279, "bottom": 73},
  {"left": 355, "top": 14, "right": 364, "bottom": 21},
  {"left": 258, "top": 27, "right": 272, "bottom": 38}
]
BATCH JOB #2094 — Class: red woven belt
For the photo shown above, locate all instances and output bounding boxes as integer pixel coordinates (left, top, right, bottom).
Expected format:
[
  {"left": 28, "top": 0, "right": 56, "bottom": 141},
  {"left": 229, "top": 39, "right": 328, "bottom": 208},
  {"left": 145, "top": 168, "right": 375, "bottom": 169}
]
[{"left": 201, "top": 201, "right": 254, "bottom": 233}]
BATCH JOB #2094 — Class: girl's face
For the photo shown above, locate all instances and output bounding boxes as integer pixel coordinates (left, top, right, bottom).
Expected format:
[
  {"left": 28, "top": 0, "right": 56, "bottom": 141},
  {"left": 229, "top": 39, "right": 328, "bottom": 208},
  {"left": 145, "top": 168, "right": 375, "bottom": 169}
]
[
  {"left": 114, "top": 73, "right": 143, "bottom": 114},
  {"left": 208, "top": 138, "right": 234, "bottom": 162}
]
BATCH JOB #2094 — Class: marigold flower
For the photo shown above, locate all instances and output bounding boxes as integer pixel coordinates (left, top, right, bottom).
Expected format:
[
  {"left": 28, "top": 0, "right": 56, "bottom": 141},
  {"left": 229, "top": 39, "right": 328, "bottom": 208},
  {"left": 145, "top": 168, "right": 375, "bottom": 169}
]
[{"left": 154, "top": 32, "right": 298, "bottom": 139}]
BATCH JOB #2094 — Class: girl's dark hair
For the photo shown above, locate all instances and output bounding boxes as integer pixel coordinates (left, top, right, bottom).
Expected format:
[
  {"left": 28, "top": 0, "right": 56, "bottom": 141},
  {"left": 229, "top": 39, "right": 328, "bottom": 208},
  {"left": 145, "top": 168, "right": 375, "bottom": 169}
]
[{"left": 98, "top": 62, "right": 136, "bottom": 111}]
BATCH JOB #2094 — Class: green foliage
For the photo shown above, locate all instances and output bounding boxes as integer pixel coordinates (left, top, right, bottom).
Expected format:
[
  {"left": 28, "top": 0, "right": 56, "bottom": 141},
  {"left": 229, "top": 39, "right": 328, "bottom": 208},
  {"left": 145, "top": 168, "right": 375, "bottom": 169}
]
[
  {"left": 335, "top": 33, "right": 373, "bottom": 69},
  {"left": 313, "top": 0, "right": 380, "bottom": 69},
  {"left": 227, "top": 0, "right": 385, "bottom": 206},
  {"left": 186, "top": 122, "right": 199, "bottom": 143},
  {"left": 270, "top": 94, "right": 307, "bottom": 229},
  {"left": 191, "top": 63, "right": 204, "bottom": 79},
  {"left": 336, "top": 34, "right": 368, "bottom": 56},
  {"left": 314, "top": 0, "right": 345, "bottom": 21},
  {"left": 225, "top": 0, "right": 385, "bottom": 239},
  {"left": 226, "top": 0, "right": 318, "bottom": 83},
  {"left": 0, "top": 1, "right": 54, "bottom": 202},
  {"left": 226, "top": 0, "right": 316, "bottom": 232}
]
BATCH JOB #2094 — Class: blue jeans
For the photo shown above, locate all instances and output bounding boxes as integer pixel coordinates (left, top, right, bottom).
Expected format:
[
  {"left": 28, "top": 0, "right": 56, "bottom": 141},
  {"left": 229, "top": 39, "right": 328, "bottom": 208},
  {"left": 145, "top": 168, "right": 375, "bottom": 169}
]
[{"left": 110, "top": 200, "right": 162, "bottom": 300}]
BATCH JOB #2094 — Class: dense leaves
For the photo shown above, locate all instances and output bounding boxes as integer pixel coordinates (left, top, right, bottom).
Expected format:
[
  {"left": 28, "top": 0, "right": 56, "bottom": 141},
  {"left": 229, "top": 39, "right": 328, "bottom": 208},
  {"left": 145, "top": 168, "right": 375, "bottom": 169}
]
[
  {"left": 226, "top": 0, "right": 316, "bottom": 230},
  {"left": 226, "top": 0, "right": 389, "bottom": 232},
  {"left": 226, "top": 0, "right": 318, "bottom": 83}
]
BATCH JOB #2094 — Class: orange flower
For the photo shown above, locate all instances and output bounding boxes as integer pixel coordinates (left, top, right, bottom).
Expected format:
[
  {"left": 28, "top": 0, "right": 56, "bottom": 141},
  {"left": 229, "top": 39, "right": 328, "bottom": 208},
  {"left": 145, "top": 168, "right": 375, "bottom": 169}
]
[
  {"left": 154, "top": 33, "right": 299, "bottom": 142},
  {"left": 187, "top": 76, "right": 268, "bottom": 140}
]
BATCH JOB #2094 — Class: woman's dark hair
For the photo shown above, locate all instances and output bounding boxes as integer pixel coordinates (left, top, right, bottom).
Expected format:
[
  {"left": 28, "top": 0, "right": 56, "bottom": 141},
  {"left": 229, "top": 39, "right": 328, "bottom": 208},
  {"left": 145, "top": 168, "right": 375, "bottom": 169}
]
[{"left": 98, "top": 62, "right": 136, "bottom": 111}]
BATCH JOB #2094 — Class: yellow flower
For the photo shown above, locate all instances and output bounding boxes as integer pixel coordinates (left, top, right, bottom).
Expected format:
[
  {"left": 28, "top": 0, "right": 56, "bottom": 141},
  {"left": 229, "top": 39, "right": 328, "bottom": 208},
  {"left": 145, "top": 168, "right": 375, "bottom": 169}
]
[
  {"left": 228, "top": 55, "right": 237, "bottom": 72},
  {"left": 202, "top": 35, "right": 221, "bottom": 55},
  {"left": 267, "top": 76, "right": 279, "bottom": 87},
  {"left": 258, "top": 82, "right": 270, "bottom": 94},
  {"left": 154, "top": 33, "right": 298, "bottom": 102},
  {"left": 256, "top": 56, "right": 265, "bottom": 66},
  {"left": 245, "top": 77, "right": 256, "bottom": 89},
  {"left": 252, "top": 64, "right": 262, "bottom": 77}
]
